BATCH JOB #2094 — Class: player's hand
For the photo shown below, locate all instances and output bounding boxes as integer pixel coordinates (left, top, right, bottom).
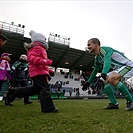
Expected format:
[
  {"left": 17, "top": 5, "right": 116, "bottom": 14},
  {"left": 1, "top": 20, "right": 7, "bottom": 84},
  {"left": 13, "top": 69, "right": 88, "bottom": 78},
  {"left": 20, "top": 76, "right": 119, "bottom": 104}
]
[
  {"left": 94, "top": 79, "right": 104, "bottom": 91},
  {"left": 100, "top": 73, "right": 107, "bottom": 82},
  {"left": 82, "top": 82, "right": 90, "bottom": 91},
  {"left": 94, "top": 73, "right": 107, "bottom": 91}
]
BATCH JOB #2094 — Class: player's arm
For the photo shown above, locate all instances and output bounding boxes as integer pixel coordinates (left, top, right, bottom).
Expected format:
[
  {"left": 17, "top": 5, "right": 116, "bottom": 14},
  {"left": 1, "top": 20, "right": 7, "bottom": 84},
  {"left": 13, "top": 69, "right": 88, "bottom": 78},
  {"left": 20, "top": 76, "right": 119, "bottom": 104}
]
[
  {"left": 98, "top": 47, "right": 113, "bottom": 82},
  {"left": 87, "top": 65, "right": 99, "bottom": 84},
  {"left": 82, "top": 63, "right": 99, "bottom": 91},
  {"left": 101, "top": 47, "right": 113, "bottom": 75},
  {"left": 86, "top": 48, "right": 113, "bottom": 92}
]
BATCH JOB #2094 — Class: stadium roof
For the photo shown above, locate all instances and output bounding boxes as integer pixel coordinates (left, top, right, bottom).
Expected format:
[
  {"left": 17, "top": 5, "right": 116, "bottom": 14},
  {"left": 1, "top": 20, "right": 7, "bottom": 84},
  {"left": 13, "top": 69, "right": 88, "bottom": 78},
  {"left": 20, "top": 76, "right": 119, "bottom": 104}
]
[
  {"left": 48, "top": 41, "right": 95, "bottom": 71},
  {"left": 1, "top": 28, "right": 95, "bottom": 72}
]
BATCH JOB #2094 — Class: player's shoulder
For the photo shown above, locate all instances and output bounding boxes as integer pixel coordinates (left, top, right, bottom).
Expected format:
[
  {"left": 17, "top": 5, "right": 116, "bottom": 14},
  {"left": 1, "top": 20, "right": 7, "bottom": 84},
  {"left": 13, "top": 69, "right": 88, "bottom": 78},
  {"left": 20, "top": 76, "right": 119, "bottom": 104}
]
[
  {"left": 101, "top": 46, "right": 114, "bottom": 52},
  {"left": 101, "top": 46, "right": 112, "bottom": 50}
]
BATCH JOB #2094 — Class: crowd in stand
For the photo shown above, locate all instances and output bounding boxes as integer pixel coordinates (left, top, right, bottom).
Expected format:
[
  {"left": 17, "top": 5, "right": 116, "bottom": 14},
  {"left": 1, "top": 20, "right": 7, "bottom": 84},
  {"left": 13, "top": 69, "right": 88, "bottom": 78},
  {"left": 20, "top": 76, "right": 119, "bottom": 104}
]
[{"left": 49, "top": 68, "right": 133, "bottom": 98}]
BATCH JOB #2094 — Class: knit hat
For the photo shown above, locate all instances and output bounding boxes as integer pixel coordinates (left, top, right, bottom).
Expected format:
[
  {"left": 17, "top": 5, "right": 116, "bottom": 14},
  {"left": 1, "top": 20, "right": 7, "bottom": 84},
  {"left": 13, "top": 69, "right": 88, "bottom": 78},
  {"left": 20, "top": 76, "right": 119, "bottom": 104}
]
[
  {"left": 29, "top": 30, "right": 49, "bottom": 50},
  {"left": 1, "top": 53, "right": 11, "bottom": 58},
  {"left": 20, "top": 54, "right": 27, "bottom": 61}
]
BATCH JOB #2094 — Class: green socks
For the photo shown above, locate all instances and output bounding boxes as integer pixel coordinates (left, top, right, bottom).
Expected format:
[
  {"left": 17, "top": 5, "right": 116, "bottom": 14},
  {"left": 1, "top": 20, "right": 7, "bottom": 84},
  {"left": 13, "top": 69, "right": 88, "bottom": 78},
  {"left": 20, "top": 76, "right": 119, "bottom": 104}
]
[
  {"left": 115, "top": 81, "right": 133, "bottom": 102},
  {"left": 104, "top": 81, "right": 133, "bottom": 104},
  {"left": 104, "top": 84, "right": 118, "bottom": 105}
]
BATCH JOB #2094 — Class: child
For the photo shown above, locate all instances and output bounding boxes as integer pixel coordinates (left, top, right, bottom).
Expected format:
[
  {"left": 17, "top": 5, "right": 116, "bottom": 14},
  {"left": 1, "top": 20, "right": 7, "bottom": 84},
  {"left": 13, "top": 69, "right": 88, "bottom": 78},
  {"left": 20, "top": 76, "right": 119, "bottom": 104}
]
[
  {"left": 9, "top": 54, "right": 33, "bottom": 105},
  {"left": 0, "top": 53, "right": 11, "bottom": 91},
  {"left": 5, "top": 30, "right": 58, "bottom": 113}
]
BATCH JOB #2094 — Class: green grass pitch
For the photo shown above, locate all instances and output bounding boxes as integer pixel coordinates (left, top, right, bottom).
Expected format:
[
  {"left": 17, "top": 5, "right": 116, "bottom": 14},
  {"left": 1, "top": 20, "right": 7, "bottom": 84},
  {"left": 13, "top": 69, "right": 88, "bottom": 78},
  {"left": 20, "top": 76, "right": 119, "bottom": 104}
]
[{"left": 0, "top": 99, "right": 133, "bottom": 133}]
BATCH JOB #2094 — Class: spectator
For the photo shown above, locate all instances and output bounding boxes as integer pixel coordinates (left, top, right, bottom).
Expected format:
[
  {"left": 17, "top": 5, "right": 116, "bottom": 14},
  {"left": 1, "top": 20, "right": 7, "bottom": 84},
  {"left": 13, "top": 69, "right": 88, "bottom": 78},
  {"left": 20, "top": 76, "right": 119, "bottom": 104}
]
[
  {"left": 0, "top": 34, "right": 8, "bottom": 55},
  {"left": 63, "top": 89, "right": 65, "bottom": 95},
  {"left": 0, "top": 53, "right": 12, "bottom": 92},
  {"left": 9, "top": 54, "right": 33, "bottom": 105},
  {"left": 69, "top": 90, "right": 72, "bottom": 97}
]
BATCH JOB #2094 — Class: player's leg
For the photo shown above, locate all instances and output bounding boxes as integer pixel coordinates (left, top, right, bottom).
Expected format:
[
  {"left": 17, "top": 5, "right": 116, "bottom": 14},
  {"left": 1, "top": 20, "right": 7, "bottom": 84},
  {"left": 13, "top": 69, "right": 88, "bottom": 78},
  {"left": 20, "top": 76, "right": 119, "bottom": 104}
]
[
  {"left": 108, "top": 66, "right": 133, "bottom": 111},
  {"left": 115, "top": 66, "right": 133, "bottom": 111},
  {"left": 103, "top": 83, "right": 119, "bottom": 109}
]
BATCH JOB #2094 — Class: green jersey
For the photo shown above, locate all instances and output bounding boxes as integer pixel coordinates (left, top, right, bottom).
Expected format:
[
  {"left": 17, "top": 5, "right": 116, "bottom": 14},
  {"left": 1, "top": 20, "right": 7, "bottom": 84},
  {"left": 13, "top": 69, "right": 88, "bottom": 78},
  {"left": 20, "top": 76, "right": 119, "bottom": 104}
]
[{"left": 88, "top": 46, "right": 133, "bottom": 83}]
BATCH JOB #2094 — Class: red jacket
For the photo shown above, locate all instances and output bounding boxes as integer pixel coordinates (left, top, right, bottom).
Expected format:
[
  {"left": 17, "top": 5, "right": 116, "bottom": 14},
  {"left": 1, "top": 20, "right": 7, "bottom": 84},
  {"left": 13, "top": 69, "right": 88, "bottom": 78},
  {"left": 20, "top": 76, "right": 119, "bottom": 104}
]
[{"left": 26, "top": 42, "right": 52, "bottom": 78}]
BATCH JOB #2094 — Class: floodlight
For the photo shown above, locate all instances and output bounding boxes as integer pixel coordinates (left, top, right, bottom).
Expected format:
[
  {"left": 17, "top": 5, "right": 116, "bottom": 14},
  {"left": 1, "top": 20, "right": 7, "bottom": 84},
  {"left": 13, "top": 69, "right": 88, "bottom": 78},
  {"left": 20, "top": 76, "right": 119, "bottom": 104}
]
[
  {"left": 18, "top": 24, "right": 21, "bottom": 27},
  {"left": 22, "top": 25, "right": 25, "bottom": 28}
]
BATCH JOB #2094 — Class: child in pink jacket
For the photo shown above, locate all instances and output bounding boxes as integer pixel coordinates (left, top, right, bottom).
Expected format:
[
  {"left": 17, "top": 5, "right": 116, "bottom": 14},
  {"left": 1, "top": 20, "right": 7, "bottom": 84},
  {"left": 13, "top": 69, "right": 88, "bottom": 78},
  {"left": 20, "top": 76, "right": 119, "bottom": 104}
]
[{"left": 5, "top": 30, "right": 58, "bottom": 113}]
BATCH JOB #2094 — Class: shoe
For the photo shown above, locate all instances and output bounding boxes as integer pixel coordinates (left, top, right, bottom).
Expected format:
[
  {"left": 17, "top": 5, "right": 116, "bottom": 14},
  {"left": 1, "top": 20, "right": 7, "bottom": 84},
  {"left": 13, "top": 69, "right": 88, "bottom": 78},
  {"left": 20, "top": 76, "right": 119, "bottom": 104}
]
[
  {"left": 5, "top": 98, "right": 13, "bottom": 106},
  {"left": 24, "top": 101, "right": 33, "bottom": 105},
  {"left": 125, "top": 102, "right": 133, "bottom": 111},
  {"left": 4, "top": 92, "right": 13, "bottom": 106},
  {"left": 5, "top": 88, "right": 16, "bottom": 103},
  {"left": 103, "top": 103, "right": 119, "bottom": 109},
  {"left": 44, "top": 108, "right": 59, "bottom": 113},
  {"left": 5, "top": 102, "right": 13, "bottom": 106}
]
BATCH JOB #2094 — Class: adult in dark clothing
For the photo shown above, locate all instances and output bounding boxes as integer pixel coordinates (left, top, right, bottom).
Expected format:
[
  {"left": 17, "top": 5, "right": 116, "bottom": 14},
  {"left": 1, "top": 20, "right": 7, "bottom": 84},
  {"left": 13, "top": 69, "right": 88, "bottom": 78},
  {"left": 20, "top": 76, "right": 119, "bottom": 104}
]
[{"left": 0, "top": 34, "right": 8, "bottom": 55}]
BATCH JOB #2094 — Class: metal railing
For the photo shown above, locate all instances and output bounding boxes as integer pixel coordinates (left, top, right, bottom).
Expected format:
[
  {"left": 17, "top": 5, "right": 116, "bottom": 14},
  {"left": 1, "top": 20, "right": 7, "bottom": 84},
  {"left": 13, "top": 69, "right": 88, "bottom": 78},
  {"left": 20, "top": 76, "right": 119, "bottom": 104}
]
[
  {"left": 0, "top": 21, "right": 25, "bottom": 35},
  {"left": 48, "top": 33, "right": 70, "bottom": 46}
]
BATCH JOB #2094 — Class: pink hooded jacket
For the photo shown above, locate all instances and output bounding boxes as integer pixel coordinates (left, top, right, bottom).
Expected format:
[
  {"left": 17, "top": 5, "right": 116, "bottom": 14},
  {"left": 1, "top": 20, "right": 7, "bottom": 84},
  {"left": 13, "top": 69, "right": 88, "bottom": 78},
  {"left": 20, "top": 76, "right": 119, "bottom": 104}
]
[
  {"left": 25, "top": 42, "right": 52, "bottom": 78},
  {"left": 0, "top": 59, "right": 11, "bottom": 81}
]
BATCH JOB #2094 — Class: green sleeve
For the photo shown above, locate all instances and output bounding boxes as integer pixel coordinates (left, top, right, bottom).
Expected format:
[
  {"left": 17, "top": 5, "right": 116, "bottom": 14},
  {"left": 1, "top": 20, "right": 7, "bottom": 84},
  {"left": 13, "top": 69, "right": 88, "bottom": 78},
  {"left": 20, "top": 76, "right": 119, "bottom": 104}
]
[
  {"left": 101, "top": 47, "right": 113, "bottom": 74},
  {"left": 87, "top": 62, "right": 99, "bottom": 84}
]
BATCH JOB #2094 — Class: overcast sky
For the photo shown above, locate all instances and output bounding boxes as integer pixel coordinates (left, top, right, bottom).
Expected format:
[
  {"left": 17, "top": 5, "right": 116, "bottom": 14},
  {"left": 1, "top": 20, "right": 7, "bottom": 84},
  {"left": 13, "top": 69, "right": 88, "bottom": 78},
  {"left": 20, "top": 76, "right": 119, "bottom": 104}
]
[{"left": 1, "top": 0, "right": 133, "bottom": 59}]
